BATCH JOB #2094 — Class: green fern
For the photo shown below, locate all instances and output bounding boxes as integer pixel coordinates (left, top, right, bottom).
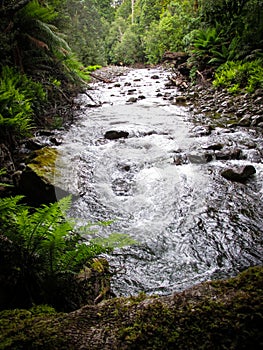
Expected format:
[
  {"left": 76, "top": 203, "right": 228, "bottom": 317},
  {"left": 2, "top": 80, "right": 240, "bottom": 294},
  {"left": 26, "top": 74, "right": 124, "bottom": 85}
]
[
  {"left": 213, "top": 59, "right": 263, "bottom": 93},
  {"left": 0, "top": 66, "right": 46, "bottom": 140},
  {"left": 0, "top": 195, "right": 110, "bottom": 310}
]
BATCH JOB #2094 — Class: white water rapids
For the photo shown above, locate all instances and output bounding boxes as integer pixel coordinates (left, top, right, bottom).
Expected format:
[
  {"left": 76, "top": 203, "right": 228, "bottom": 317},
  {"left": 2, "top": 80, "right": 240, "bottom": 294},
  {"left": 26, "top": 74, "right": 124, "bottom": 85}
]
[{"left": 54, "top": 67, "right": 263, "bottom": 296}]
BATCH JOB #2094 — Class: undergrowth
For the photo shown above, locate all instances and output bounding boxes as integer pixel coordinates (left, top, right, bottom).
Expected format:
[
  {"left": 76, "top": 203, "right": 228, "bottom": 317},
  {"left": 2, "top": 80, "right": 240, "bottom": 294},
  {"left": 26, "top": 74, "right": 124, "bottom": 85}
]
[{"left": 213, "top": 59, "right": 263, "bottom": 93}]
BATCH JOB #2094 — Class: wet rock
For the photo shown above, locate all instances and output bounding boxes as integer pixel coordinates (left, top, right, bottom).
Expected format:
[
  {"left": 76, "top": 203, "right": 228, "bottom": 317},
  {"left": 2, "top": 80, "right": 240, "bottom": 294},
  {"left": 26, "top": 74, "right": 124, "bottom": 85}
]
[
  {"left": 138, "top": 95, "right": 146, "bottom": 100},
  {"left": 127, "top": 89, "right": 137, "bottom": 95},
  {"left": 114, "top": 83, "right": 121, "bottom": 87},
  {"left": 202, "top": 143, "right": 223, "bottom": 151},
  {"left": 237, "top": 115, "right": 252, "bottom": 126},
  {"left": 123, "top": 165, "right": 131, "bottom": 171},
  {"left": 104, "top": 130, "right": 129, "bottom": 140},
  {"left": 25, "top": 138, "right": 46, "bottom": 150},
  {"left": 187, "top": 152, "right": 213, "bottom": 164},
  {"left": 221, "top": 165, "right": 256, "bottom": 182},
  {"left": 174, "top": 95, "right": 187, "bottom": 104},
  {"left": 50, "top": 137, "right": 62, "bottom": 146},
  {"left": 191, "top": 125, "right": 212, "bottom": 136},
  {"left": 254, "top": 96, "right": 263, "bottom": 105},
  {"left": 245, "top": 149, "right": 262, "bottom": 163},
  {"left": 151, "top": 75, "right": 160, "bottom": 79},
  {"left": 251, "top": 115, "right": 263, "bottom": 126},
  {"left": 126, "top": 97, "right": 137, "bottom": 103},
  {"left": 215, "top": 148, "right": 242, "bottom": 160},
  {"left": 18, "top": 147, "right": 74, "bottom": 205},
  {"left": 173, "top": 154, "right": 188, "bottom": 165},
  {"left": 143, "top": 130, "right": 158, "bottom": 136},
  {"left": 35, "top": 130, "right": 54, "bottom": 137}
]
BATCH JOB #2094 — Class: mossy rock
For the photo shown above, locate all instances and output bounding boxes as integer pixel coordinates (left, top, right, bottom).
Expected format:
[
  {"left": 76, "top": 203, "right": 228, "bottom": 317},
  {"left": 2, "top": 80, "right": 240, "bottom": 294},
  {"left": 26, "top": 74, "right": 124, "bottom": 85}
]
[
  {"left": 18, "top": 147, "right": 78, "bottom": 204},
  {"left": 0, "top": 266, "right": 262, "bottom": 349}
]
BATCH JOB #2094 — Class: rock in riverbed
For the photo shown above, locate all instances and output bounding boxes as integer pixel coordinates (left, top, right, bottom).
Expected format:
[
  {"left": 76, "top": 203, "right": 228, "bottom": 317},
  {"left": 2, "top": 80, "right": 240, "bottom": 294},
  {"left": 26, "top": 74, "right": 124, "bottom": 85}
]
[
  {"left": 221, "top": 165, "right": 256, "bottom": 182},
  {"left": 18, "top": 147, "right": 77, "bottom": 204},
  {"left": 104, "top": 130, "right": 129, "bottom": 140}
]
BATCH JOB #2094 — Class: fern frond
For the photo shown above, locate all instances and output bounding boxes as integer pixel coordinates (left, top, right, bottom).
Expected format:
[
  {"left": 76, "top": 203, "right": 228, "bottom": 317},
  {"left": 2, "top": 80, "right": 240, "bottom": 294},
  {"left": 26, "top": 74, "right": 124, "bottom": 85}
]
[
  {"left": 33, "top": 19, "right": 71, "bottom": 55},
  {"left": 26, "top": 34, "right": 49, "bottom": 50}
]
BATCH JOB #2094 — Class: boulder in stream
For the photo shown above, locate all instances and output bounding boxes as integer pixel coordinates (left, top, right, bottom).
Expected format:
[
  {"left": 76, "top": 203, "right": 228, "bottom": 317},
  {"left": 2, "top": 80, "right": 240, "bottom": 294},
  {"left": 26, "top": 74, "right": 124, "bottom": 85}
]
[
  {"left": 104, "top": 130, "right": 129, "bottom": 140},
  {"left": 221, "top": 165, "right": 256, "bottom": 182},
  {"left": 18, "top": 147, "right": 76, "bottom": 205},
  {"left": 126, "top": 97, "right": 137, "bottom": 103}
]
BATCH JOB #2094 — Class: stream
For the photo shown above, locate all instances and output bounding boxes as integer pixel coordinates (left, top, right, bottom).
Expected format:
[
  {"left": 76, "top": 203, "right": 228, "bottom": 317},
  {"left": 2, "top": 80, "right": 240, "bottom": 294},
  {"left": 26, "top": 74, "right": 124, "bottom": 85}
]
[{"left": 55, "top": 67, "right": 263, "bottom": 296}]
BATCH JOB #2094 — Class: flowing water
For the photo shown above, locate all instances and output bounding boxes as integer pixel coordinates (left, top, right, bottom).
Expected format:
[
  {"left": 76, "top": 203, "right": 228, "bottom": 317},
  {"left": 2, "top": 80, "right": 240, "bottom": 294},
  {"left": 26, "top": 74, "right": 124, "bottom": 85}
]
[{"left": 55, "top": 67, "right": 263, "bottom": 296}]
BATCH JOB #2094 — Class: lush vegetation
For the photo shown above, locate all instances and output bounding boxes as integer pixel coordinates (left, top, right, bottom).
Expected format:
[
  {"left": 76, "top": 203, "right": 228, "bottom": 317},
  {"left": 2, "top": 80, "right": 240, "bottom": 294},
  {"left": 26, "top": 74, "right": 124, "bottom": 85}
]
[
  {"left": 0, "top": 195, "right": 111, "bottom": 311},
  {"left": 1, "top": 0, "right": 262, "bottom": 145},
  {"left": 0, "top": 0, "right": 103, "bottom": 144},
  {"left": 108, "top": 0, "right": 263, "bottom": 91}
]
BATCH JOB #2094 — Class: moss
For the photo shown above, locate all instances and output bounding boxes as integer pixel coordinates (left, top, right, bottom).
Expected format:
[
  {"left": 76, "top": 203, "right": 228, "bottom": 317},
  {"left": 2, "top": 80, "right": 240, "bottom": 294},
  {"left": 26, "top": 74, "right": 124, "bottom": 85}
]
[
  {"left": 117, "top": 266, "right": 263, "bottom": 349},
  {"left": 28, "top": 147, "right": 59, "bottom": 184},
  {"left": 0, "top": 307, "right": 69, "bottom": 350},
  {"left": 0, "top": 267, "right": 262, "bottom": 349}
]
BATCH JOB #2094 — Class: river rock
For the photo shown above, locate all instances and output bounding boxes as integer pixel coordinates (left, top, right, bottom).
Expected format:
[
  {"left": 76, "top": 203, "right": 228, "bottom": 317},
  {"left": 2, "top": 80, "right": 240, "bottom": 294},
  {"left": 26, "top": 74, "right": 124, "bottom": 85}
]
[
  {"left": 25, "top": 138, "right": 46, "bottom": 150},
  {"left": 251, "top": 115, "right": 263, "bottom": 126},
  {"left": 127, "top": 88, "right": 137, "bottom": 95},
  {"left": 237, "top": 115, "right": 252, "bottom": 126},
  {"left": 187, "top": 152, "right": 213, "bottom": 164},
  {"left": 18, "top": 147, "right": 75, "bottom": 204},
  {"left": 126, "top": 97, "right": 137, "bottom": 103},
  {"left": 173, "top": 154, "right": 188, "bottom": 165},
  {"left": 215, "top": 148, "right": 242, "bottom": 160},
  {"left": 221, "top": 165, "right": 256, "bottom": 182},
  {"left": 202, "top": 143, "right": 223, "bottom": 151},
  {"left": 174, "top": 95, "right": 187, "bottom": 104},
  {"left": 191, "top": 125, "right": 212, "bottom": 136},
  {"left": 104, "top": 130, "right": 129, "bottom": 140}
]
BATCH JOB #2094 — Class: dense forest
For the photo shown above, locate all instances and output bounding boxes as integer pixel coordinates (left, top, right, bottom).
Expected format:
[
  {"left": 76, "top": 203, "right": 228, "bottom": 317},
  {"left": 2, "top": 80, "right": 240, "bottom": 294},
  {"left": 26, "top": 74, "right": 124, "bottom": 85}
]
[
  {"left": 1, "top": 0, "right": 263, "bottom": 144},
  {"left": 0, "top": 1, "right": 263, "bottom": 347}
]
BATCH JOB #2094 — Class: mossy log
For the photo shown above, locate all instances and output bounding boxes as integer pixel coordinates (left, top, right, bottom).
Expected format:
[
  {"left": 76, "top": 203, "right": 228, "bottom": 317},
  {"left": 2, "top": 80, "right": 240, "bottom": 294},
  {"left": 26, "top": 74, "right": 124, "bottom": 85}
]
[{"left": 0, "top": 266, "right": 262, "bottom": 349}]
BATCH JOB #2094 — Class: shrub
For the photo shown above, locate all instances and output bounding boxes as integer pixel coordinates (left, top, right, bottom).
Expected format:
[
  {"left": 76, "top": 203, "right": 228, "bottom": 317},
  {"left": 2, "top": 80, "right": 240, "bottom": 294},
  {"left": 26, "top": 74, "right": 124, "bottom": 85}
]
[{"left": 213, "top": 59, "right": 263, "bottom": 93}]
